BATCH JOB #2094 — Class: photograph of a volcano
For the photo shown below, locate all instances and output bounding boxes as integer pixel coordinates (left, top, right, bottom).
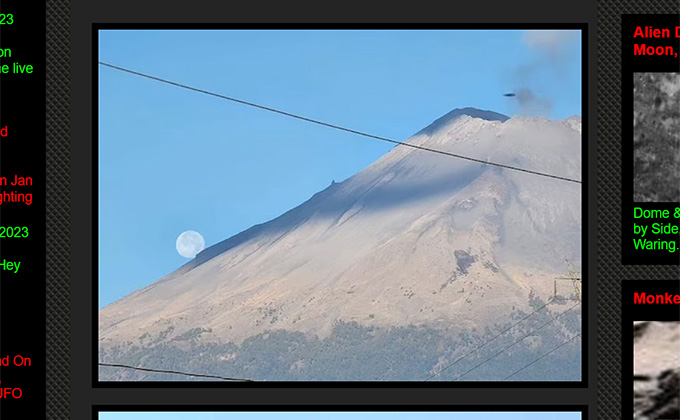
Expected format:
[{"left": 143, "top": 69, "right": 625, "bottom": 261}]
[{"left": 97, "top": 28, "right": 584, "bottom": 382}]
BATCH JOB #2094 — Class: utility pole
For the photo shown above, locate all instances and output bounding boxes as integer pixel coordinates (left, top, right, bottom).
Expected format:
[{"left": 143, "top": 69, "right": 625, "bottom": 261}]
[{"left": 554, "top": 259, "right": 582, "bottom": 303}]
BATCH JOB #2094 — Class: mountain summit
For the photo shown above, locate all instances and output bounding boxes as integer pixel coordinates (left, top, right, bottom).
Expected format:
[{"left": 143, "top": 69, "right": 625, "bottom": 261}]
[
  {"left": 99, "top": 108, "right": 582, "bottom": 382},
  {"left": 417, "top": 107, "right": 510, "bottom": 135}
]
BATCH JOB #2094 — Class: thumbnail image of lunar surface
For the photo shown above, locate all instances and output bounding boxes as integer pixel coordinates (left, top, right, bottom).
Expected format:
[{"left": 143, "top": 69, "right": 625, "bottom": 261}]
[{"left": 633, "top": 321, "right": 680, "bottom": 419}]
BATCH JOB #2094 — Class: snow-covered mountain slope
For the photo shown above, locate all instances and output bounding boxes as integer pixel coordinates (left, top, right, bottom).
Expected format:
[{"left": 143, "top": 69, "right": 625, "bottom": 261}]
[{"left": 99, "top": 107, "right": 582, "bottom": 380}]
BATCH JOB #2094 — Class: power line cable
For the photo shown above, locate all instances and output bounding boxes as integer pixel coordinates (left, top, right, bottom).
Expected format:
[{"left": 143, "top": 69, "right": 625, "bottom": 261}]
[
  {"left": 502, "top": 332, "right": 581, "bottom": 381},
  {"left": 453, "top": 300, "right": 580, "bottom": 381},
  {"left": 98, "top": 362, "right": 254, "bottom": 382},
  {"left": 424, "top": 296, "right": 569, "bottom": 381},
  {"left": 98, "top": 61, "right": 582, "bottom": 185}
]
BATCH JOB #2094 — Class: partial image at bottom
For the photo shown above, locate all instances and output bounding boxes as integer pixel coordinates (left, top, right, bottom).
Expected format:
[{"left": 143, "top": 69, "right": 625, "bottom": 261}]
[{"left": 96, "top": 410, "right": 585, "bottom": 420}]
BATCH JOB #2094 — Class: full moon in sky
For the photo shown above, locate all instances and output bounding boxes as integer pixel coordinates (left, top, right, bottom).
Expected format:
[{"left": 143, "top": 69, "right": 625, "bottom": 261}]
[{"left": 176, "top": 231, "right": 205, "bottom": 258}]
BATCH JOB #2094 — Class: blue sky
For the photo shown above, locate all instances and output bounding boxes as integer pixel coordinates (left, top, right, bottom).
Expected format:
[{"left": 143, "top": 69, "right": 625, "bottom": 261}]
[
  {"left": 98, "top": 29, "right": 581, "bottom": 307},
  {"left": 99, "top": 412, "right": 581, "bottom": 420}
]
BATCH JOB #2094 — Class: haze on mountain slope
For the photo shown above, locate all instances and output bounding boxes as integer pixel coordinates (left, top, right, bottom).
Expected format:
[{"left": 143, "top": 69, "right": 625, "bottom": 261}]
[{"left": 99, "top": 107, "right": 582, "bottom": 381}]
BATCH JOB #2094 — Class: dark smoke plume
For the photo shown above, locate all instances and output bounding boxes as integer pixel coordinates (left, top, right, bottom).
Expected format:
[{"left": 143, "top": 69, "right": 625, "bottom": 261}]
[{"left": 512, "top": 87, "right": 553, "bottom": 115}]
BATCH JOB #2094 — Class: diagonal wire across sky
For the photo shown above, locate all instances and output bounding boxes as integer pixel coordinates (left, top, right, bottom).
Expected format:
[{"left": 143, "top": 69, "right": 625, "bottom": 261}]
[{"left": 99, "top": 61, "right": 582, "bottom": 184}]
